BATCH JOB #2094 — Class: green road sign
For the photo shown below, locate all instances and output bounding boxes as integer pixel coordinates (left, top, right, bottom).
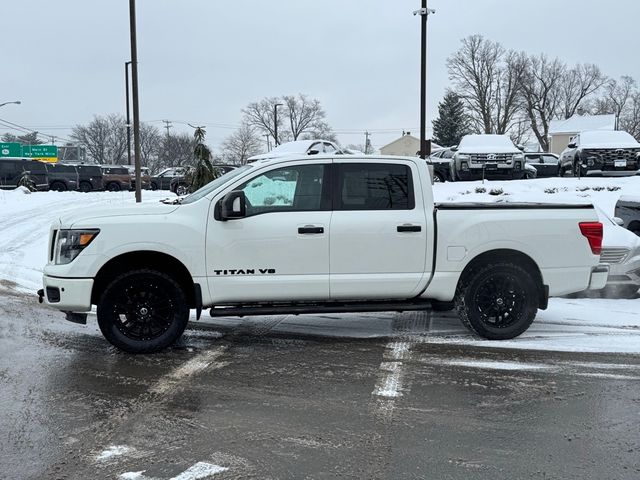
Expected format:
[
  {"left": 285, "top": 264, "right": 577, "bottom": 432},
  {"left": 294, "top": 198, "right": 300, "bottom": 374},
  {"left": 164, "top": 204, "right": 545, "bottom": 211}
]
[
  {"left": 21, "top": 144, "right": 58, "bottom": 159},
  {"left": 0, "top": 142, "right": 22, "bottom": 157}
]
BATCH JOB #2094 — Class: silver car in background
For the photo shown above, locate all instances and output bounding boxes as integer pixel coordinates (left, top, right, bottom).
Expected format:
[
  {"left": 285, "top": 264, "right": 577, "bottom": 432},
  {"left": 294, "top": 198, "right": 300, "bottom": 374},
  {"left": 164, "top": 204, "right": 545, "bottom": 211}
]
[{"left": 598, "top": 211, "right": 640, "bottom": 298}]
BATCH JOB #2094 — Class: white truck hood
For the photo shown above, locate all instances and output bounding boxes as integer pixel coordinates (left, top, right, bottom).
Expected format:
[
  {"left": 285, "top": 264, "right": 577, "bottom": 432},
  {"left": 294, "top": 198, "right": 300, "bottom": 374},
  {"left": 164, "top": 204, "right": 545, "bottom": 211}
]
[{"left": 59, "top": 203, "right": 180, "bottom": 228}]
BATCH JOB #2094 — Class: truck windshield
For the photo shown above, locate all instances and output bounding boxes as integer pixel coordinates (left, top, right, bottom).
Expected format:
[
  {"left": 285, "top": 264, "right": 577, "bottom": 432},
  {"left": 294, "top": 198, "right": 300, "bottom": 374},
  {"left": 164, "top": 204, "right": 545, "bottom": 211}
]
[{"left": 180, "top": 165, "right": 252, "bottom": 204}]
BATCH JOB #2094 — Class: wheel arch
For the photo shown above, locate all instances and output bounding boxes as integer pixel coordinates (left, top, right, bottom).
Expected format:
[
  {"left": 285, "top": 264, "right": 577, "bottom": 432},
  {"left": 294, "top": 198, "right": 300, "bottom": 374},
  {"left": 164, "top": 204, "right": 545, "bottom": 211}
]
[
  {"left": 91, "top": 251, "right": 196, "bottom": 308},
  {"left": 457, "top": 248, "right": 547, "bottom": 309}
]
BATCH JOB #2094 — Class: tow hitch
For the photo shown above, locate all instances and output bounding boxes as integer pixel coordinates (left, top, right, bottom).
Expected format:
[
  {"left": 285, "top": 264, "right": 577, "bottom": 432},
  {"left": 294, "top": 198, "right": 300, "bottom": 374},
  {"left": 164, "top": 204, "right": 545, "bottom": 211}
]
[{"left": 37, "top": 289, "right": 44, "bottom": 304}]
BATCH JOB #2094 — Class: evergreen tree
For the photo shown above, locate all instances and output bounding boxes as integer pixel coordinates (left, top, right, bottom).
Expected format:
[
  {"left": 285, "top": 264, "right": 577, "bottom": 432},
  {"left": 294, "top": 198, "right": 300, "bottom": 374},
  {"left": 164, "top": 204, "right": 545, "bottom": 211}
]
[
  {"left": 188, "top": 126, "right": 218, "bottom": 193},
  {"left": 432, "top": 91, "right": 471, "bottom": 147}
]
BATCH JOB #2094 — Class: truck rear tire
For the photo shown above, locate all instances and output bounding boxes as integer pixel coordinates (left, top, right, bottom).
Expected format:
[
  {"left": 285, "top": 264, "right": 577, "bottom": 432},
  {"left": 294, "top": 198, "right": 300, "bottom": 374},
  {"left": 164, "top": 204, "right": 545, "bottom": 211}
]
[
  {"left": 97, "top": 269, "right": 190, "bottom": 353},
  {"left": 79, "top": 181, "right": 92, "bottom": 192},
  {"left": 454, "top": 262, "right": 538, "bottom": 340}
]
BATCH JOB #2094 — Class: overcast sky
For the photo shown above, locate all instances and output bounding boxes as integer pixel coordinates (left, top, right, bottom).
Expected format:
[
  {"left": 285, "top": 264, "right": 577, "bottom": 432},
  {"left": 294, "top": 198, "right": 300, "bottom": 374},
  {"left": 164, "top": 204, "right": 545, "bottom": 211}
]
[{"left": 1, "top": 0, "right": 638, "bottom": 153}]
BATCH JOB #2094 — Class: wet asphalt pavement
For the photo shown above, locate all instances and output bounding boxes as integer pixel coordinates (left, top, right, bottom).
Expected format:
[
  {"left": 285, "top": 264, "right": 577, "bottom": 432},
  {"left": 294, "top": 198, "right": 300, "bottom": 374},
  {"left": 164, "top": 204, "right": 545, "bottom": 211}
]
[{"left": 1, "top": 284, "right": 639, "bottom": 480}]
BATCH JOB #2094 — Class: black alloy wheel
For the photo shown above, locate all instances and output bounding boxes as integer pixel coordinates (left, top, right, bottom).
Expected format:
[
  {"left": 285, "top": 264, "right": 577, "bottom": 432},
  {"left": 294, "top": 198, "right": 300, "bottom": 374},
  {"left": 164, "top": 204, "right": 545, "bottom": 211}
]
[
  {"left": 107, "top": 182, "right": 121, "bottom": 192},
  {"left": 97, "top": 269, "right": 189, "bottom": 353},
  {"left": 455, "top": 262, "right": 538, "bottom": 340},
  {"left": 79, "top": 181, "right": 92, "bottom": 192}
]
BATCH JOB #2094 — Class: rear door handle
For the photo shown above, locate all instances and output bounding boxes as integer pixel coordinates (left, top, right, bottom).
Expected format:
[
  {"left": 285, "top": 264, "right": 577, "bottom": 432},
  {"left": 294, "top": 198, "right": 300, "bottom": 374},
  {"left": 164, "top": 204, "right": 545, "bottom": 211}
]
[
  {"left": 397, "top": 225, "right": 421, "bottom": 233},
  {"left": 298, "top": 226, "right": 324, "bottom": 234}
]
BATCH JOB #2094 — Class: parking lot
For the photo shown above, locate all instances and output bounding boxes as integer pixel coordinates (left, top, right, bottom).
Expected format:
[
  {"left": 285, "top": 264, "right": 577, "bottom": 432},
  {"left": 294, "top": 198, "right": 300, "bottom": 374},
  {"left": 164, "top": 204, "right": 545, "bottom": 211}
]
[{"left": 1, "top": 286, "right": 639, "bottom": 480}]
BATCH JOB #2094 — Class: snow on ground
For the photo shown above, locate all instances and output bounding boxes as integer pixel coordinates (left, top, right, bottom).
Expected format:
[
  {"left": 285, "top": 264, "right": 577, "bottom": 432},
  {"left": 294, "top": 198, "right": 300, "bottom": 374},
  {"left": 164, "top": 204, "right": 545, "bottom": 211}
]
[
  {"left": 1, "top": 176, "right": 639, "bottom": 355},
  {"left": 0, "top": 188, "right": 171, "bottom": 292}
]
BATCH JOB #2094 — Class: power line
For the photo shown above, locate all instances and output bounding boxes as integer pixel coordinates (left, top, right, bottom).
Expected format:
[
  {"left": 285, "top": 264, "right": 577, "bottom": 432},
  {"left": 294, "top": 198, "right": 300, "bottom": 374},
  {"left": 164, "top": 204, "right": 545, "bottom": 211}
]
[{"left": 0, "top": 117, "right": 75, "bottom": 144}]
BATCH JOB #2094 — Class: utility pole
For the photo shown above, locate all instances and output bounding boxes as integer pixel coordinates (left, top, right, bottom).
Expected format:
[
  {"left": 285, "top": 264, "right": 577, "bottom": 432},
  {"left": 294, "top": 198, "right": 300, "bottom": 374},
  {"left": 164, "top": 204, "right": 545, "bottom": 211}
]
[
  {"left": 274, "top": 103, "right": 283, "bottom": 146},
  {"left": 414, "top": 1, "right": 435, "bottom": 159},
  {"left": 50, "top": 136, "right": 55, "bottom": 145},
  {"left": 129, "top": 0, "right": 142, "bottom": 202},
  {"left": 125, "top": 61, "right": 132, "bottom": 166},
  {"left": 265, "top": 134, "right": 271, "bottom": 152},
  {"left": 162, "top": 120, "right": 173, "bottom": 138},
  {"left": 364, "top": 131, "right": 371, "bottom": 154}
]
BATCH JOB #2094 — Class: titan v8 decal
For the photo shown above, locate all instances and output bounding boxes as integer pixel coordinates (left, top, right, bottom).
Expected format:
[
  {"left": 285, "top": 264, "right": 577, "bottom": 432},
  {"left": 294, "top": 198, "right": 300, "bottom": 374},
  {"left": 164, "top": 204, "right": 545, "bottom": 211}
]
[{"left": 213, "top": 268, "right": 276, "bottom": 275}]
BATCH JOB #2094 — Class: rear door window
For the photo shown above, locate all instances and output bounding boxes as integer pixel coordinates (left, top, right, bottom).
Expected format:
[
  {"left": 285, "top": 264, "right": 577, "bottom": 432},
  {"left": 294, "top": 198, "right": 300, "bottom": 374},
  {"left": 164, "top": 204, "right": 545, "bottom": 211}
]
[{"left": 336, "top": 163, "right": 414, "bottom": 210}]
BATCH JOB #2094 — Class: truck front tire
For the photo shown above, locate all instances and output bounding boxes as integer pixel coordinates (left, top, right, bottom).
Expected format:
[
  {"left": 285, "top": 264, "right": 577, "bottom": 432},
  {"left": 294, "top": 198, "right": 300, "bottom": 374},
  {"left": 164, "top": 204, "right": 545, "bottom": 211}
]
[
  {"left": 97, "top": 269, "right": 190, "bottom": 353},
  {"left": 454, "top": 262, "right": 538, "bottom": 340}
]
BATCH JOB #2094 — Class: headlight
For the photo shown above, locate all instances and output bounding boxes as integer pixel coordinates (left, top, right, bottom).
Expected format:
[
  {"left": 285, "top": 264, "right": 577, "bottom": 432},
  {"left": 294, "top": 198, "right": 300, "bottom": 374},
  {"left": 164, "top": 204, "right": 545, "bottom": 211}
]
[
  {"left": 54, "top": 229, "right": 99, "bottom": 265},
  {"left": 513, "top": 153, "right": 524, "bottom": 160},
  {"left": 458, "top": 154, "right": 470, "bottom": 161}
]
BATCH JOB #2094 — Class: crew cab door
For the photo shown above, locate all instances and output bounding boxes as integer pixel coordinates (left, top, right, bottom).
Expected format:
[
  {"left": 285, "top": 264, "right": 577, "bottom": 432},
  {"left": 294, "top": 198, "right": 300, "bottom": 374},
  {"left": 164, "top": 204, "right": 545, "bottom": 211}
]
[
  {"left": 206, "top": 161, "right": 332, "bottom": 303},
  {"left": 329, "top": 160, "right": 430, "bottom": 299}
]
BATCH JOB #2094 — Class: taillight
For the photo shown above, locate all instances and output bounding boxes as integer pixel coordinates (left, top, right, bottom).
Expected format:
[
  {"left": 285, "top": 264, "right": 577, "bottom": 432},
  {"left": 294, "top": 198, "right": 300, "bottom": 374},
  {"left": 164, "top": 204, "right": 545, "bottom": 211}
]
[{"left": 579, "top": 222, "right": 603, "bottom": 255}]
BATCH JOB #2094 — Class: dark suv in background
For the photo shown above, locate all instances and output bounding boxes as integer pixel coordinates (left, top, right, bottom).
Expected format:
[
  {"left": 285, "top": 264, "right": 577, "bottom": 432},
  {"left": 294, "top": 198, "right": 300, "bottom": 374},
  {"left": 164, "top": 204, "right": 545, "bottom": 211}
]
[
  {"left": 560, "top": 130, "right": 640, "bottom": 177},
  {"left": 45, "top": 163, "right": 79, "bottom": 191},
  {"left": 150, "top": 167, "right": 186, "bottom": 190},
  {"left": 76, "top": 164, "right": 104, "bottom": 192},
  {"left": 0, "top": 159, "right": 50, "bottom": 191},
  {"left": 100, "top": 166, "right": 132, "bottom": 191}
]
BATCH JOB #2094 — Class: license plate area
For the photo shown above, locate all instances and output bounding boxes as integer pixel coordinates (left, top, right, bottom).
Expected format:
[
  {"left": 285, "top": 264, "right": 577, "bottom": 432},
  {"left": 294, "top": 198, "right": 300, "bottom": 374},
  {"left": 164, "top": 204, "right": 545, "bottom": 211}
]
[
  {"left": 615, "top": 159, "right": 627, "bottom": 168},
  {"left": 484, "top": 163, "right": 498, "bottom": 170}
]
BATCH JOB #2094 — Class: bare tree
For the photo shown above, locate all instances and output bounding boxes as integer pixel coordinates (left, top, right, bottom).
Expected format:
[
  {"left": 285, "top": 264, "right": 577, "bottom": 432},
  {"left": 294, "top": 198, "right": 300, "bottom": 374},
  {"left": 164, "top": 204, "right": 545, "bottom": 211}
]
[
  {"left": 447, "top": 35, "right": 525, "bottom": 135},
  {"left": 620, "top": 91, "right": 640, "bottom": 140},
  {"left": 241, "top": 96, "right": 282, "bottom": 142},
  {"left": 242, "top": 94, "right": 334, "bottom": 143},
  {"left": 157, "top": 132, "right": 196, "bottom": 170},
  {"left": 282, "top": 94, "right": 332, "bottom": 141},
  {"left": 518, "top": 54, "right": 566, "bottom": 151},
  {"left": 592, "top": 76, "right": 637, "bottom": 128},
  {"left": 71, "top": 114, "right": 127, "bottom": 164},
  {"left": 220, "top": 122, "right": 263, "bottom": 165},
  {"left": 139, "top": 123, "right": 162, "bottom": 171},
  {"left": 558, "top": 63, "right": 607, "bottom": 119}
]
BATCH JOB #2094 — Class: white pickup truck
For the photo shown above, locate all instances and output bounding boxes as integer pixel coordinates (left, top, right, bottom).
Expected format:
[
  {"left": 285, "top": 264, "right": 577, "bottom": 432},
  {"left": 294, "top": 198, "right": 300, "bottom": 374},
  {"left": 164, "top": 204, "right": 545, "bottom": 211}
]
[{"left": 39, "top": 155, "right": 608, "bottom": 353}]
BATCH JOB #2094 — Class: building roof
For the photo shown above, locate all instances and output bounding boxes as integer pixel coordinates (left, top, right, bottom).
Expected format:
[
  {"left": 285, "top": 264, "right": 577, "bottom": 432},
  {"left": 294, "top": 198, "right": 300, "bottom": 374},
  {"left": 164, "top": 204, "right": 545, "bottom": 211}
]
[
  {"left": 548, "top": 114, "right": 616, "bottom": 135},
  {"left": 380, "top": 134, "right": 441, "bottom": 152}
]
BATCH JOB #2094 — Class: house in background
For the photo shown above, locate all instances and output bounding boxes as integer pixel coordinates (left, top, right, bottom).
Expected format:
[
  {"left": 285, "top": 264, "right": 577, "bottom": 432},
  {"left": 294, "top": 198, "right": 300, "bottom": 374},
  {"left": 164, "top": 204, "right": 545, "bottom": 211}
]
[
  {"left": 548, "top": 113, "right": 616, "bottom": 155},
  {"left": 380, "top": 132, "right": 441, "bottom": 156}
]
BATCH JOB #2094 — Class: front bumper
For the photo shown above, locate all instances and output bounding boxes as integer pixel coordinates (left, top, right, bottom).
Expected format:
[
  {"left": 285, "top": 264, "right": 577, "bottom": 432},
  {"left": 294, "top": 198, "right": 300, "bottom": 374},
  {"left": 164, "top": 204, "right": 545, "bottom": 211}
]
[
  {"left": 585, "top": 169, "right": 640, "bottom": 177},
  {"left": 587, "top": 265, "right": 609, "bottom": 290},
  {"left": 40, "top": 275, "right": 93, "bottom": 312},
  {"left": 457, "top": 167, "right": 525, "bottom": 181}
]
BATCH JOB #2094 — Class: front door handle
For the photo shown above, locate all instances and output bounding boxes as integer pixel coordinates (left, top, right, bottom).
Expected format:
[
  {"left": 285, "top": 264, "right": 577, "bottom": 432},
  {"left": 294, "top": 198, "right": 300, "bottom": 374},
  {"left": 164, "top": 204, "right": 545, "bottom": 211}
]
[
  {"left": 397, "top": 225, "right": 421, "bottom": 233},
  {"left": 298, "top": 226, "right": 324, "bottom": 234}
]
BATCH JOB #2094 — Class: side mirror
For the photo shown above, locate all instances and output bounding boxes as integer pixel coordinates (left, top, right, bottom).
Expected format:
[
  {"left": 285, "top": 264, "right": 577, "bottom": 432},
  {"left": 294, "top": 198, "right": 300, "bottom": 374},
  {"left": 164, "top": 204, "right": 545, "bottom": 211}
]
[
  {"left": 613, "top": 217, "right": 625, "bottom": 227},
  {"left": 450, "top": 145, "right": 458, "bottom": 152},
  {"left": 516, "top": 144, "right": 525, "bottom": 151},
  {"left": 308, "top": 149, "right": 320, "bottom": 156},
  {"left": 568, "top": 142, "right": 577, "bottom": 149},
  {"left": 220, "top": 190, "right": 246, "bottom": 220}
]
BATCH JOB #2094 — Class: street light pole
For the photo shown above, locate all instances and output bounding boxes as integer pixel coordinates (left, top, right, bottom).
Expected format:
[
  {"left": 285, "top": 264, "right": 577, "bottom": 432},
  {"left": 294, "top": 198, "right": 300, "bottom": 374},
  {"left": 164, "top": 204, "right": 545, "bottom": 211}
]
[
  {"left": 414, "top": 1, "right": 435, "bottom": 159},
  {"left": 0, "top": 101, "right": 21, "bottom": 108},
  {"left": 129, "top": 0, "right": 142, "bottom": 203},
  {"left": 274, "top": 103, "right": 283, "bottom": 146},
  {"left": 125, "top": 61, "right": 132, "bottom": 166}
]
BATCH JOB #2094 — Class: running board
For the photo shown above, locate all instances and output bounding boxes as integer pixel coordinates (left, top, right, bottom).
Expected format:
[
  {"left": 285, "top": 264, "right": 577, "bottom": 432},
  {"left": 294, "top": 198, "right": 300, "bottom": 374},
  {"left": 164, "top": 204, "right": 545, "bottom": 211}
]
[{"left": 209, "top": 300, "right": 433, "bottom": 318}]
